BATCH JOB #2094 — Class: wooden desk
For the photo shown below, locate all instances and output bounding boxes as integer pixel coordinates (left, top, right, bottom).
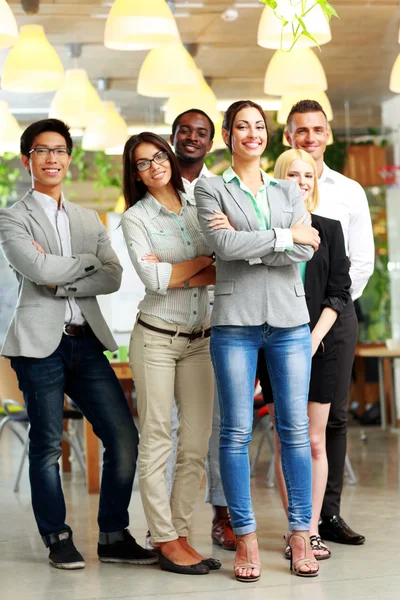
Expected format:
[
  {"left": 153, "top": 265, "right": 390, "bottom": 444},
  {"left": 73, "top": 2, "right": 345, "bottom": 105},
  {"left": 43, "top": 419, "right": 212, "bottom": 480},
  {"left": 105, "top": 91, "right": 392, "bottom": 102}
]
[
  {"left": 84, "top": 362, "right": 133, "bottom": 494},
  {"left": 357, "top": 346, "right": 400, "bottom": 429}
]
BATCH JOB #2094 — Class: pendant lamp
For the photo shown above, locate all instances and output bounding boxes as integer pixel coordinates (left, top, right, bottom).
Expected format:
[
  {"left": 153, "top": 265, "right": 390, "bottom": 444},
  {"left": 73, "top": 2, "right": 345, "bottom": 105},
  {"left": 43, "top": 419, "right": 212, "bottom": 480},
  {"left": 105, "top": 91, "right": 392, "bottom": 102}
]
[
  {"left": 49, "top": 69, "right": 104, "bottom": 128},
  {"left": 258, "top": 1, "right": 331, "bottom": 50},
  {"left": 164, "top": 72, "right": 220, "bottom": 125},
  {"left": 277, "top": 91, "right": 333, "bottom": 125},
  {"left": 390, "top": 53, "right": 400, "bottom": 93},
  {"left": 264, "top": 48, "right": 327, "bottom": 96},
  {"left": 0, "top": 0, "right": 18, "bottom": 49},
  {"left": 137, "top": 43, "right": 201, "bottom": 97},
  {"left": 0, "top": 101, "right": 21, "bottom": 154},
  {"left": 104, "top": 0, "right": 179, "bottom": 51},
  {"left": 82, "top": 101, "right": 128, "bottom": 151},
  {"left": 210, "top": 118, "right": 226, "bottom": 151},
  {"left": 1, "top": 25, "right": 64, "bottom": 93}
]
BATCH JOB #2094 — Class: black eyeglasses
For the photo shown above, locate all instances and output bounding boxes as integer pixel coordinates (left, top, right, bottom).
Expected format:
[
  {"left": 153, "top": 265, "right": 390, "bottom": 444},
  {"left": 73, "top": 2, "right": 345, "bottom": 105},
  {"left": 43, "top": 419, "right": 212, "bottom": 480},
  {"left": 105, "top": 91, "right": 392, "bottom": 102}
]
[
  {"left": 29, "top": 147, "right": 70, "bottom": 157},
  {"left": 136, "top": 151, "right": 169, "bottom": 173}
]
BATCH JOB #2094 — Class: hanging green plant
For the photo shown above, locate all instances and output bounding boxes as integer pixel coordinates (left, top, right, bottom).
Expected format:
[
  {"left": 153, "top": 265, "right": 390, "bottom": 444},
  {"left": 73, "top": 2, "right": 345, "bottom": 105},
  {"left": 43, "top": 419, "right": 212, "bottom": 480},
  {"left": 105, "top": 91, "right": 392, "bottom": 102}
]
[
  {"left": 92, "top": 151, "right": 123, "bottom": 190},
  {"left": 0, "top": 154, "right": 21, "bottom": 207},
  {"left": 261, "top": 0, "right": 339, "bottom": 50}
]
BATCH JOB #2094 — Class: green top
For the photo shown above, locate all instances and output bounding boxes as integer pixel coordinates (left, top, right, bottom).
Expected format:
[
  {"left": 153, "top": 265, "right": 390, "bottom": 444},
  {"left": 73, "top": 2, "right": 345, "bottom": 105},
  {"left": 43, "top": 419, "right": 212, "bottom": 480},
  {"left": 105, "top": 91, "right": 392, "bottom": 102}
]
[
  {"left": 298, "top": 261, "right": 307, "bottom": 284},
  {"left": 222, "top": 166, "right": 278, "bottom": 231}
]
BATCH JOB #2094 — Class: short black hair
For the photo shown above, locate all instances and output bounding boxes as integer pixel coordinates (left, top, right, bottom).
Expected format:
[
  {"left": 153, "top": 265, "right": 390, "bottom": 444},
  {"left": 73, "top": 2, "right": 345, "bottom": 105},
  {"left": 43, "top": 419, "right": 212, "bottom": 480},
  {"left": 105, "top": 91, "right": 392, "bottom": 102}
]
[
  {"left": 20, "top": 118, "right": 73, "bottom": 157},
  {"left": 171, "top": 109, "right": 215, "bottom": 141},
  {"left": 286, "top": 100, "right": 328, "bottom": 130}
]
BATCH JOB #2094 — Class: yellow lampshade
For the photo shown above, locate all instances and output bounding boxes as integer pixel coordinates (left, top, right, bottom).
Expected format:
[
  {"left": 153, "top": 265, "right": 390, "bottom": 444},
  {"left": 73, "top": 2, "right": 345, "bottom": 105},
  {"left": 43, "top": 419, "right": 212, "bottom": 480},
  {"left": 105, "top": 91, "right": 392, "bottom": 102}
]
[
  {"left": 49, "top": 69, "right": 104, "bottom": 128},
  {"left": 211, "top": 118, "right": 226, "bottom": 151},
  {"left": 278, "top": 91, "right": 333, "bottom": 125},
  {"left": 138, "top": 43, "right": 201, "bottom": 97},
  {"left": 82, "top": 101, "right": 128, "bottom": 151},
  {"left": 114, "top": 194, "right": 125, "bottom": 213},
  {"left": 282, "top": 129, "right": 334, "bottom": 147},
  {"left": 258, "top": 2, "right": 331, "bottom": 50},
  {"left": 164, "top": 73, "right": 221, "bottom": 125},
  {"left": 390, "top": 53, "right": 400, "bottom": 93},
  {"left": 0, "top": 0, "right": 18, "bottom": 49},
  {"left": 104, "top": 0, "right": 179, "bottom": 51},
  {"left": 1, "top": 25, "right": 64, "bottom": 93},
  {"left": 0, "top": 101, "right": 21, "bottom": 155},
  {"left": 264, "top": 48, "right": 327, "bottom": 96}
]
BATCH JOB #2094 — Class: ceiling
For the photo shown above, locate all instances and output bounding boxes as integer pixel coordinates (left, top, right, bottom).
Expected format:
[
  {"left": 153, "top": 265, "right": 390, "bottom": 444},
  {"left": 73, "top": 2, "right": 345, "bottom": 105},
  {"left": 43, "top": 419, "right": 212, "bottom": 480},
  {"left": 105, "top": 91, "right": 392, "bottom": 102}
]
[{"left": 1, "top": 0, "right": 400, "bottom": 133}]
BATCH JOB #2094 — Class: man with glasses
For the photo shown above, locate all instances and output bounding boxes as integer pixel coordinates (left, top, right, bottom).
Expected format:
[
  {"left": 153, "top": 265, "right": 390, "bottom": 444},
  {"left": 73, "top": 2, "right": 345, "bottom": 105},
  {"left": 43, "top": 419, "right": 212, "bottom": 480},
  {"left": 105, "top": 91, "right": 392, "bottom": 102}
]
[{"left": 0, "top": 119, "right": 157, "bottom": 570}]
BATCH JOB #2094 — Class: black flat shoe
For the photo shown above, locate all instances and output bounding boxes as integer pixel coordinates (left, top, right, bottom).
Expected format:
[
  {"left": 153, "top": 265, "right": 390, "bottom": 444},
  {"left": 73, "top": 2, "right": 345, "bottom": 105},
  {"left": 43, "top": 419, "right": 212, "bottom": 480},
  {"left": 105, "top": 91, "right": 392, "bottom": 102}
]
[
  {"left": 319, "top": 516, "right": 365, "bottom": 546},
  {"left": 159, "top": 553, "right": 210, "bottom": 575},
  {"left": 201, "top": 557, "right": 222, "bottom": 570}
]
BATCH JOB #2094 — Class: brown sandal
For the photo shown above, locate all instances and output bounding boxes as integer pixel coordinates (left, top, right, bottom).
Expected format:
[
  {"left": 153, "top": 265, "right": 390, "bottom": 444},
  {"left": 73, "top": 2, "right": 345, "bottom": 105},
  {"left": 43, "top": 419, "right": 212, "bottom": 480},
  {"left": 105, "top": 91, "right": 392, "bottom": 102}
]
[
  {"left": 310, "top": 535, "right": 331, "bottom": 560},
  {"left": 233, "top": 533, "right": 261, "bottom": 583},
  {"left": 287, "top": 532, "right": 319, "bottom": 578}
]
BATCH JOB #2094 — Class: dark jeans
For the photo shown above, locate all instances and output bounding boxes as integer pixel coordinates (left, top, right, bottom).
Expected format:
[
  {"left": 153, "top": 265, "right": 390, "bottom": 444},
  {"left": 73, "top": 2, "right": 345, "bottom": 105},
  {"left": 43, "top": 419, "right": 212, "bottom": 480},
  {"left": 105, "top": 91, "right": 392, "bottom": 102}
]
[
  {"left": 322, "top": 300, "right": 358, "bottom": 516},
  {"left": 11, "top": 333, "right": 138, "bottom": 544}
]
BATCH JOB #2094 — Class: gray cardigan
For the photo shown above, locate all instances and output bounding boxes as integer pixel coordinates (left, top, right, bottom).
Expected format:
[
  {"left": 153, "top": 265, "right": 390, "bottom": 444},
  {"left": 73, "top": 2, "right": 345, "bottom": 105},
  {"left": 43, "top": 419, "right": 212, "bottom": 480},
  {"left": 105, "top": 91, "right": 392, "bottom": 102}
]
[{"left": 194, "top": 176, "right": 314, "bottom": 328}]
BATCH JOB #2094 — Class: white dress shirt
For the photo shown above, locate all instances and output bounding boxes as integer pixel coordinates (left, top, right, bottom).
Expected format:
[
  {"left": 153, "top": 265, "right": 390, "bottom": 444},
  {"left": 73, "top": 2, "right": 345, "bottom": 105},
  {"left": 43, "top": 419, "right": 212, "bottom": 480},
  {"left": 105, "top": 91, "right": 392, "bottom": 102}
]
[
  {"left": 313, "top": 163, "right": 375, "bottom": 300},
  {"left": 32, "top": 190, "right": 85, "bottom": 325}
]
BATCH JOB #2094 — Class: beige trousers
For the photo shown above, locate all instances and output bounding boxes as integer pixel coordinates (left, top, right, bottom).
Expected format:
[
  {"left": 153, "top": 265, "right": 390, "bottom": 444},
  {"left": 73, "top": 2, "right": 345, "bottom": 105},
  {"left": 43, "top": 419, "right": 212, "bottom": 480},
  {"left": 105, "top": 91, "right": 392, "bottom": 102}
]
[{"left": 129, "top": 314, "right": 214, "bottom": 543}]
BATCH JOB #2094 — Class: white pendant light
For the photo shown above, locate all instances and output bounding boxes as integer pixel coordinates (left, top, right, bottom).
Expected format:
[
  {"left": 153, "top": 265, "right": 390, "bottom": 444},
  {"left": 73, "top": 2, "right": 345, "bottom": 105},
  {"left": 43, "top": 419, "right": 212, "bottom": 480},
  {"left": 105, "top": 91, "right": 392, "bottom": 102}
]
[
  {"left": 264, "top": 48, "right": 327, "bottom": 96},
  {"left": 49, "top": 69, "right": 104, "bottom": 128},
  {"left": 390, "top": 53, "right": 400, "bottom": 93},
  {"left": 258, "top": 2, "right": 331, "bottom": 50},
  {"left": 138, "top": 43, "right": 201, "bottom": 98},
  {"left": 211, "top": 118, "right": 226, "bottom": 151},
  {"left": 164, "top": 72, "right": 221, "bottom": 125},
  {"left": 104, "top": 0, "right": 179, "bottom": 51},
  {"left": 1, "top": 25, "right": 64, "bottom": 93},
  {"left": 82, "top": 101, "right": 128, "bottom": 151},
  {"left": 0, "top": 101, "right": 21, "bottom": 155},
  {"left": 0, "top": 0, "right": 18, "bottom": 49},
  {"left": 277, "top": 91, "right": 333, "bottom": 125}
]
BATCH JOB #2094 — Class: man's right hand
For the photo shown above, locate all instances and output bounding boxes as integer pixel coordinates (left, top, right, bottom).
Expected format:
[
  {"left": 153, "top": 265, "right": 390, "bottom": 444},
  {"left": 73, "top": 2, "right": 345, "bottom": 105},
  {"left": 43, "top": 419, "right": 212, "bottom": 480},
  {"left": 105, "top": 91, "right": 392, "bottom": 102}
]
[{"left": 290, "top": 216, "right": 320, "bottom": 251}]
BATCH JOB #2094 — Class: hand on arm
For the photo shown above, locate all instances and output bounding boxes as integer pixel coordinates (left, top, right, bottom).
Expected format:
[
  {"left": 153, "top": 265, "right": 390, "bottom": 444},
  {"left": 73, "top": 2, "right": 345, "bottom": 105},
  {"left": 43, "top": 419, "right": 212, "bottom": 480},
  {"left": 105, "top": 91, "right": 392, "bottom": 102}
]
[{"left": 290, "top": 215, "right": 320, "bottom": 251}]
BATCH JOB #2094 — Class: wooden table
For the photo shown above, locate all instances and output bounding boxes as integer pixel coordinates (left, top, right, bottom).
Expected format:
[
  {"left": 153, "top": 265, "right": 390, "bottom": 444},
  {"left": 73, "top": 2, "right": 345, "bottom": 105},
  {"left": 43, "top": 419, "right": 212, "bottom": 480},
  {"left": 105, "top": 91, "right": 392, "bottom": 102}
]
[
  {"left": 356, "top": 346, "right": 400, "bottom": 430},
  {"left": 84, "top": 362, "right": 133, "bottom": 494}
]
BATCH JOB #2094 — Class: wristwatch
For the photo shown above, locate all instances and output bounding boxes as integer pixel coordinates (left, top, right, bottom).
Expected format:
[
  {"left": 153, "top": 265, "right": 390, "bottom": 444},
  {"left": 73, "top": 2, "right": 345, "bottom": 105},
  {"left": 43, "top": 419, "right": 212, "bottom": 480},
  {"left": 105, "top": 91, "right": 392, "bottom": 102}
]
[{"left": 184, "top": 280, "right": 190, "bottom": 289}]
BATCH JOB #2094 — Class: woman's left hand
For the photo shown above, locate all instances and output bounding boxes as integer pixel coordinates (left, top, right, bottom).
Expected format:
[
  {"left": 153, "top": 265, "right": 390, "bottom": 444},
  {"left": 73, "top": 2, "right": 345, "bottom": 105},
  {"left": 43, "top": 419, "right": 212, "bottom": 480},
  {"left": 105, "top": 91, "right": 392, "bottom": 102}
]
[
  {"left": 207, "top": 210, "right": 235, "bottom": 231},
  {"left": 142, "top": 253, "right": 160, "bottom": 263}
]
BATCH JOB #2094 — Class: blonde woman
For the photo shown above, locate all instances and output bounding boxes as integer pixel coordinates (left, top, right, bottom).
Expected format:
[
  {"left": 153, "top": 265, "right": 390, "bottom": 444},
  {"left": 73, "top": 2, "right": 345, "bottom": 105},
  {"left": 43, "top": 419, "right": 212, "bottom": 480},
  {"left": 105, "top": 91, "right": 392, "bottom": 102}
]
[{"left": 265, "top": 149, "right": 351, "bottom": 560}]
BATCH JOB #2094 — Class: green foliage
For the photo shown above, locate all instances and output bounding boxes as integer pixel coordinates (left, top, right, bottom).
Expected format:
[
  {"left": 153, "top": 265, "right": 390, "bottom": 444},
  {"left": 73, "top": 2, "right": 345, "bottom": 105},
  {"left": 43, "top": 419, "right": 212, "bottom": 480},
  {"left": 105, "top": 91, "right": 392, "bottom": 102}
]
[
  {"left": 0, "top": 154, "right": 21, "bottom": 207},
  {"left": 324, "top": 136, "right": 347, "bottom": 173},
  {"left": 260, "top": 0, "right": 339, "bottom": 51},
  {"left": 92, "top": 152, "right": 122, "bottom": 190},
  {"left": 65, "top": 142, "right": 90, "bottom": 185}
]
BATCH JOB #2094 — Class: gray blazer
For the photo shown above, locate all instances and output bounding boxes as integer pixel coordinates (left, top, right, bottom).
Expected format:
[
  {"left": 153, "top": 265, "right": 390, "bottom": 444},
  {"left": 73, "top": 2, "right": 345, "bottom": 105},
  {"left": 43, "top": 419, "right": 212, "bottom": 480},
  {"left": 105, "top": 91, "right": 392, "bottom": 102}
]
[
  {"left": 194, "top": 176, "right": 314, "bottom": 328},
  {"left": 0, "top": 192, "right": 122, "bottom": 358}
]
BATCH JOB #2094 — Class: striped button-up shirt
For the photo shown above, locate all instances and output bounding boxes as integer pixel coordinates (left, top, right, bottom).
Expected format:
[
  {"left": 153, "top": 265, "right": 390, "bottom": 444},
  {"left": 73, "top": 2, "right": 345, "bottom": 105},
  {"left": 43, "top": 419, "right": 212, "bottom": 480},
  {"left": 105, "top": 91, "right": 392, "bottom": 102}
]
[{"left": 121, "top": 191, "right": 212, "bottom": 327}]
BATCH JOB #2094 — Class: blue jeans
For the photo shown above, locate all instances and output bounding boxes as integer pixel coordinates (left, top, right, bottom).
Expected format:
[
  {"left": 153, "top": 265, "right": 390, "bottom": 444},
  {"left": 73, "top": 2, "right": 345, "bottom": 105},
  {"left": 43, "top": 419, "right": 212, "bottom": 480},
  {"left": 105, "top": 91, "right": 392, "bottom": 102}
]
[
  {"left": 211, "top": 323, "right": 312, "bottom": 535},
  {"left": 11, "top": 333, "right": 138, "bottom": 544}
]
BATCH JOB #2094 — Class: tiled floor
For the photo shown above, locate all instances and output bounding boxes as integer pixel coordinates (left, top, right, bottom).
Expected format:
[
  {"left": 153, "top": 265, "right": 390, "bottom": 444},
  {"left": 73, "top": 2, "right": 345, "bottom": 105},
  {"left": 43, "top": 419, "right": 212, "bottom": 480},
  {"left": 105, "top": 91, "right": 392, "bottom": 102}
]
[{"left": 1, "top": 423, "right": 399, "bottom": 600}]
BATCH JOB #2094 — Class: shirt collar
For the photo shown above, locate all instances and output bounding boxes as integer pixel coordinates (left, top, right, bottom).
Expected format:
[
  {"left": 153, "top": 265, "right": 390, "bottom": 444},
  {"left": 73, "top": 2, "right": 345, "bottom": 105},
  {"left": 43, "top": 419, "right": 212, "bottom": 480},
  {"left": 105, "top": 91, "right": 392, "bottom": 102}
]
[
  {"left": 31, "top": 189, "right": 66, "bottom": 213},
  {"left": 222, "top": 166, "right": 278, "bottom": 187},
  {"left": 319, "top": 162, "right": 336, "bottom": 184},
  {"left": 142, "top": 190, "right": 192, "bottom": 219},
  {"left": 181, "top": 164, "right": 212, "bottom": 186}
]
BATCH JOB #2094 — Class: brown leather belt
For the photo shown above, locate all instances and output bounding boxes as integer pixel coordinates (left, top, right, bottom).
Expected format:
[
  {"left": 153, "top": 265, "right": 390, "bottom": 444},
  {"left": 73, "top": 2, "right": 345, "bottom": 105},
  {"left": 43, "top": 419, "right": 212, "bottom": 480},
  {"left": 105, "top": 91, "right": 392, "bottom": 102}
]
[
  {"left": 138, "top": 318, "right": 211, "bottom": 341},
  {"left": 63, "top": 323, "right": 94, "bottom": 338}
]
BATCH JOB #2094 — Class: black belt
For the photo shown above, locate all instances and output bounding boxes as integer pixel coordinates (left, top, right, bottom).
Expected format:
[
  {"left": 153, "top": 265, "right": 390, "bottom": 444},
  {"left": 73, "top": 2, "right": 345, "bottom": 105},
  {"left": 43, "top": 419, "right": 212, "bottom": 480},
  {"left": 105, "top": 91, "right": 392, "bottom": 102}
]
[
  {"left": 63, "top": 323, "right": 94, "bottom": 338},
  {"left": 138, "top": 318, "right": 211, "bottom": 341}
]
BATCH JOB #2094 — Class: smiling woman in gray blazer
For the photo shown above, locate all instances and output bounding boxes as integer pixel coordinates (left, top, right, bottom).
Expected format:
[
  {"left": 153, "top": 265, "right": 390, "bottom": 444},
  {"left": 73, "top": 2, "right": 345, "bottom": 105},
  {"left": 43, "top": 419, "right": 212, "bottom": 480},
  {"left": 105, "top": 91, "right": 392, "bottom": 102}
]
[{"left": 195, "top": 100, "right": 321, "bottom": 582}]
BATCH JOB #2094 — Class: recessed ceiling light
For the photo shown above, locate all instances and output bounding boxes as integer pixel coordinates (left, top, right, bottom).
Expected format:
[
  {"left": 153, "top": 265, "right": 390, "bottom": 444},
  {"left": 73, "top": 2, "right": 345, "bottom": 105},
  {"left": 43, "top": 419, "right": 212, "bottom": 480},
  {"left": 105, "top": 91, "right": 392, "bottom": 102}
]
[{"left": 221, "top": 8, "right": 239, "bottom": 22}]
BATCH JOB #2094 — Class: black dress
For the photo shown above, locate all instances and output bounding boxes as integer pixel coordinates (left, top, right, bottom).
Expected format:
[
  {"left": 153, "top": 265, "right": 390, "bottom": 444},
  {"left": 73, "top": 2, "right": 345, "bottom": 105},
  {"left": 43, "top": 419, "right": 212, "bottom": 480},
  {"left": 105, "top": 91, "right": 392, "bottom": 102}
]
[{"left": 258, "top": 214, "right": 351, "bottom": 404}]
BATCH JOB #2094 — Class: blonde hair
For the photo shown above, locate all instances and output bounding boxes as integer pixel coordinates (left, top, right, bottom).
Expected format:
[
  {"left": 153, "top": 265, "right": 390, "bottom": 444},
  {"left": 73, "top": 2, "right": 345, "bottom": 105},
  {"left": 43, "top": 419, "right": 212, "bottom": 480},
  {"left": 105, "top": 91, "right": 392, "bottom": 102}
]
[{"left": 274, "top": 149, "right": 320, "bottom": 213}]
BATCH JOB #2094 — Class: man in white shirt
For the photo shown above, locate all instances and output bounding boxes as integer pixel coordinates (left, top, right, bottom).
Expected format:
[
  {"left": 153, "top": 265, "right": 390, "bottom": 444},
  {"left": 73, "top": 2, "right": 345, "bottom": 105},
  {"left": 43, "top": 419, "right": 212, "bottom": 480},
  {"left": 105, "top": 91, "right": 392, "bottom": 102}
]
[
  {"left": 285, "top": 100, "right": 374, "bottom": 546},
  {"left": 170, "top": 110, "right": 236, "bottom": 551}
]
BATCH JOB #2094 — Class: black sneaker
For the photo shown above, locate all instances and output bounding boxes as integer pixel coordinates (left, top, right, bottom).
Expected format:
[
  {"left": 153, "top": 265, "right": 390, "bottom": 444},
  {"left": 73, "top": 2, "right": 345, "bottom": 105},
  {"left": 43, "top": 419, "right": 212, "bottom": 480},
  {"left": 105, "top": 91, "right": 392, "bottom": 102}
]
[
  {"left": 98, "top": 529, "right": 159, "bottom": 564},
  {"left": 48, "top": 533, "right": 85, "bottom": 570}
]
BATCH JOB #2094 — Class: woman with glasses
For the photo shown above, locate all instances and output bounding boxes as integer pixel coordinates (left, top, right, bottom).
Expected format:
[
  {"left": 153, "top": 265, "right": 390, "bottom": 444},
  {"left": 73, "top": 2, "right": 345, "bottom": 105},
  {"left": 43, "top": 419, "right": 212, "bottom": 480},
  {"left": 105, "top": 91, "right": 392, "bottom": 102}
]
[{"left": 121, "top": 132, "right": 218, "bottom": 576}]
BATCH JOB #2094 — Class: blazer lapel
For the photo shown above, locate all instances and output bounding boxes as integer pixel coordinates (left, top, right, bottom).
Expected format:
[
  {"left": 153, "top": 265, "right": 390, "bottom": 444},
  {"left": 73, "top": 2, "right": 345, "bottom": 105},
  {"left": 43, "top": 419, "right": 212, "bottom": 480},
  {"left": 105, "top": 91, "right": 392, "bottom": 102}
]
[
  {"left": 224, "top": 181, "right": 260, "bottom": 231},
  {"left": 268, "top": 184, "right": 285, "bottom": 229},
  {"left": 65, "top": 201, "right": 84, "bottom": 255},
  {"left": 23, "top": 192, "right": 60, "bottom": 255}
]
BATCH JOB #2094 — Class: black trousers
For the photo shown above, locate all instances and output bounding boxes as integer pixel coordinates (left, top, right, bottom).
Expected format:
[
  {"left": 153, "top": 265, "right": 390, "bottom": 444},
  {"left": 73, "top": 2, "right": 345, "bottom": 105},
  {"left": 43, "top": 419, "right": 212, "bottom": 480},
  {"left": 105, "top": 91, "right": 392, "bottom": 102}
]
[{"left": 321, "top": 300, "right": 358, "bottom": 516}]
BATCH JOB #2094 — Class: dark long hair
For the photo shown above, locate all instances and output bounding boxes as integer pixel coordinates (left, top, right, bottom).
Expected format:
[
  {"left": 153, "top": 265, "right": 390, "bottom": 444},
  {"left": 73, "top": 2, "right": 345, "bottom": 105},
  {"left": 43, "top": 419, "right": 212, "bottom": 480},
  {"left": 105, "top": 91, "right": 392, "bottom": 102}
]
[
  {"left": 222, "top": 100, "right": 269, "bottom": 154},
  {"left": 123, "top": 132, "right": 185, "bottom": 211}
]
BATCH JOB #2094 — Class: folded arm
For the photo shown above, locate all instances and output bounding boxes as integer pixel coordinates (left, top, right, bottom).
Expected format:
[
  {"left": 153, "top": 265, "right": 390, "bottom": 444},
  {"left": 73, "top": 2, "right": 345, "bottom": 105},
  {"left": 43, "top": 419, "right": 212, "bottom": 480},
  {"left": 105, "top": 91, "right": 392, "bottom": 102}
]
[{"left": 0, "top": 210, "right": 101, "bottom": 286}]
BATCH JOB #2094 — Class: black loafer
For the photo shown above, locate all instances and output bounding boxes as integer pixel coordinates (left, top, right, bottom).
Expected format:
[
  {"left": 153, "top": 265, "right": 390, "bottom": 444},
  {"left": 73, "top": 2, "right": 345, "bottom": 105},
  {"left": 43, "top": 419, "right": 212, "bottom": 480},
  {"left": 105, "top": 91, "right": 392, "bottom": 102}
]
[
  {"left": 201, "top": 557, "right": 222, "bottom": 570},
  {"left": 319, "top": 516, "right": 365, "bottom": 545},
  {"left": 159, "top": 553, "right": 210, "bottom": 575}
]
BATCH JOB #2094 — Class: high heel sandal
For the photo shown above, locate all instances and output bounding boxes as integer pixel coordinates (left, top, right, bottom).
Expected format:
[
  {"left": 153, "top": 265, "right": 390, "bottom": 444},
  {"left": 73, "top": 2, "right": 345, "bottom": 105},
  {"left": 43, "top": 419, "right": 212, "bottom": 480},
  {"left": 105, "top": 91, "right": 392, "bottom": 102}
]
[
  {"left": 233, "top": 532, "right": 261, "bottom": 583},
  {"left": 287, "top": 532, "right": 319, "bottom": 578}
]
